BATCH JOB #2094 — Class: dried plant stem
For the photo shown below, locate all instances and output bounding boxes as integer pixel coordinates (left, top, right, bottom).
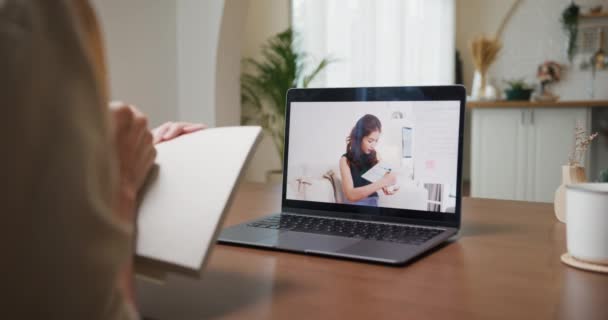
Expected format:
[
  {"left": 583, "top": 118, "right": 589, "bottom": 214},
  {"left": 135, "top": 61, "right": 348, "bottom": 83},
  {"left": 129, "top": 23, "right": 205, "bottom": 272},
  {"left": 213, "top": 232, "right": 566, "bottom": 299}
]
[
  {"left": 496, "top": 0, "right": 522, "bottom": 39},
  {"left": 470, "top": 36, "right": 502, "bottom": 92},
  {"left": 568, "top": 121, "right": 599, "bottom": 167},
  {"left": 468, "top": 0, "right": 520, "bottom": 96}
]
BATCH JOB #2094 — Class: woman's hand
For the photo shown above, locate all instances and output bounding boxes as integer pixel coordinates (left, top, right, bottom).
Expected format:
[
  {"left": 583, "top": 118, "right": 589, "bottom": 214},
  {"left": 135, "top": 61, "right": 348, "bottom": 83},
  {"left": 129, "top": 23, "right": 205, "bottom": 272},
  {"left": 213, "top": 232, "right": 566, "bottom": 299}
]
[
  {"left": 379, "top": 172, "right": 397, "bottom": 188},
  {"left": 109, "top": 101, "right": 157, "bottom": 307},
  {"left": 382, "top": 185, "right": 400, "bottom": 196},
  {"left": 152, "top": 121, "right": 207, "bottom": 144},
  {"left": 109, "top": 101, "right": 156, "bottom": 221}
]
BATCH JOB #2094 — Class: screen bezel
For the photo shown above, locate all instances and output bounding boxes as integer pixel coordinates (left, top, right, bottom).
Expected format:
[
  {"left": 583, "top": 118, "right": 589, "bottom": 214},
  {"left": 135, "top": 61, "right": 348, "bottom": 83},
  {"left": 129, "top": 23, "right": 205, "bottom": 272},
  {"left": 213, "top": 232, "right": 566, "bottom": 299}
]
[{"left": 281, "top": 86, "right": 466, "bottom": 229}]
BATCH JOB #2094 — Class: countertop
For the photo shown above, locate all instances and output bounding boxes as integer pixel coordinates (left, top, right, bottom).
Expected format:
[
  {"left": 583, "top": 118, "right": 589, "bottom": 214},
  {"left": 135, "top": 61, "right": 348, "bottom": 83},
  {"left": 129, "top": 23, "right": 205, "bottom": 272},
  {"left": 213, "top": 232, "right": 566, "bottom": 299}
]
[{"left": 467, "top": 100, "right": 608, "bottom": 109}]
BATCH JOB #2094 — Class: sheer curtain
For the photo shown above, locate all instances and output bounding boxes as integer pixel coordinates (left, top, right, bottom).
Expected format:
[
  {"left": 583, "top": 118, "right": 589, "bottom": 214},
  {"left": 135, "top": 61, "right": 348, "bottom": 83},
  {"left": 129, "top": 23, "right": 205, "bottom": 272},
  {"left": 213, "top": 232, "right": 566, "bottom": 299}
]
[{"left": 292, "top": 0, "right": 455, "bottom": 87}]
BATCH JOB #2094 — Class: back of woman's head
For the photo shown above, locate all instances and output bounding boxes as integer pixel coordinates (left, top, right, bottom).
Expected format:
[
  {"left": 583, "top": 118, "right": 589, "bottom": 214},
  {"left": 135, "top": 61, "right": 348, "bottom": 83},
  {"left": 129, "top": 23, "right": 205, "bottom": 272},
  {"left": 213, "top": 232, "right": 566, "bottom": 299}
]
[{"left": 346, "top": 114, "right": 381, "bottom": 168}]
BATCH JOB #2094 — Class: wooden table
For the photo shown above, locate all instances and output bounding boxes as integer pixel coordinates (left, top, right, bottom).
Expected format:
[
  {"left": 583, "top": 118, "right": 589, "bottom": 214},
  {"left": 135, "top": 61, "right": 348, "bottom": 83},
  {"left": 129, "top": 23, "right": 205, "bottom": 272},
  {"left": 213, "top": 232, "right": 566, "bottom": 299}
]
[{"left": 137, "top": 183, "right": 608, "bottom": 320}]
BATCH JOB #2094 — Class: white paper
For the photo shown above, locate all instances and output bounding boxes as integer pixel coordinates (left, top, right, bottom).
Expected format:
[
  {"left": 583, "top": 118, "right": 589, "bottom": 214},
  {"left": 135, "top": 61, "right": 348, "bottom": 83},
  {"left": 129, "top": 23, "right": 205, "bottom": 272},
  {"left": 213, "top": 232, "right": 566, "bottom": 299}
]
[
  {"left": 135, "top": 126, "right": 261, "bottom": 271},
  {"left": 361, "top": 161, "right": 394, "bottom": 183}
]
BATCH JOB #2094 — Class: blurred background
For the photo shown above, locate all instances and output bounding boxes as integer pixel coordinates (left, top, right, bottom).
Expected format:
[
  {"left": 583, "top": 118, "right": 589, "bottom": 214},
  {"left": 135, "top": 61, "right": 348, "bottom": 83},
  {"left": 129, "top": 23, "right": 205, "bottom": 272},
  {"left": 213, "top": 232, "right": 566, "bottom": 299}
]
[{"left": 93, "top": 0, "right": 608, "bottom": 201}]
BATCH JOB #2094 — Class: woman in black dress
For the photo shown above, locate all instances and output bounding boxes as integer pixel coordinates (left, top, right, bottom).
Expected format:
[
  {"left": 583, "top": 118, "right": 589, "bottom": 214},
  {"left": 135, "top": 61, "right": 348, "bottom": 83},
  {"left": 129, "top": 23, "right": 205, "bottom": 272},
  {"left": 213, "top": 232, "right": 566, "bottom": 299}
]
[{"left": 339, "top": 114, "right": 398, "bottom": 206}]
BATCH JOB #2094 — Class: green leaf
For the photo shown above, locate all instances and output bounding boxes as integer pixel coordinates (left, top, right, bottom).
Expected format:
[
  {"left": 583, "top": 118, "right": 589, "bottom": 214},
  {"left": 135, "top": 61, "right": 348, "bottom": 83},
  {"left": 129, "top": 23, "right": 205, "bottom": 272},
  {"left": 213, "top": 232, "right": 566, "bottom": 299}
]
[
  {"left": 303, "top": 58, "right": 333, "bottom": 88},
  {"left": 240, "top": 28, "right": 334, "bottom": 168}
]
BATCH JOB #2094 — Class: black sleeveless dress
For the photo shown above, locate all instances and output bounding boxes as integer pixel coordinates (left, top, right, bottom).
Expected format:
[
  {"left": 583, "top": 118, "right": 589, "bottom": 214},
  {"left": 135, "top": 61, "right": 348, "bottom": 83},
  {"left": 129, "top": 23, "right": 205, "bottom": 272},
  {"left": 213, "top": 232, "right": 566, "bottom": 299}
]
[{"left": 343, "top": 153, "right": 378, "bottom": 198}]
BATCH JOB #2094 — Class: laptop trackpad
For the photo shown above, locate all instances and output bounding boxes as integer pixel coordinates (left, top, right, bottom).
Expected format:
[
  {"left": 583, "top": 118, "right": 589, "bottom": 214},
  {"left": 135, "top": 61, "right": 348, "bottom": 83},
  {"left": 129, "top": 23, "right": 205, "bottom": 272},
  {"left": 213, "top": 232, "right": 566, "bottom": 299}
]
[{"left": 274, "top": 231, "right": 359, "bottom": 252}]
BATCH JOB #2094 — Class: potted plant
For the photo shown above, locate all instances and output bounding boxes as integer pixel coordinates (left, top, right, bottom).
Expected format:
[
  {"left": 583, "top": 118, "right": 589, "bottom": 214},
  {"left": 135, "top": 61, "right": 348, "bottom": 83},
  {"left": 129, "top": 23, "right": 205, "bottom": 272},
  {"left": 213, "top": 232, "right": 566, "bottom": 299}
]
[
  {"left": 241, "top": 28, "right": 332, "bottom": 181},
  {"left": 599, "top": 168, "right": 608, "bottom": 182},
  {"left": 503, "top": 78, "right": 534, "bottom": 101},
  {"left": 561, "top": 2, "right": 580, "bottom": 63}
]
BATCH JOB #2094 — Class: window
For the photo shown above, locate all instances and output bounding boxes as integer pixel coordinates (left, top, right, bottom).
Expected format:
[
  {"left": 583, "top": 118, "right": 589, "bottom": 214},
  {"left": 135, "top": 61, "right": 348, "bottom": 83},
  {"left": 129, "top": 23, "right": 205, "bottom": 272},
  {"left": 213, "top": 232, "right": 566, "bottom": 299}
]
[{"left": 292, "top": 0, "right": 455, "bottom": 87}]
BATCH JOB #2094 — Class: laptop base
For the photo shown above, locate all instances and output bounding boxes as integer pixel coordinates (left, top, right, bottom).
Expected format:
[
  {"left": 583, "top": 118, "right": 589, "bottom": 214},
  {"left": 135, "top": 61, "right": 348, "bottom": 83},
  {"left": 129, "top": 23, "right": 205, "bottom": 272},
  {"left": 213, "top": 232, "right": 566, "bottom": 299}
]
[{"left": 218, "top": 213, "right": 457, "bottom": 265}]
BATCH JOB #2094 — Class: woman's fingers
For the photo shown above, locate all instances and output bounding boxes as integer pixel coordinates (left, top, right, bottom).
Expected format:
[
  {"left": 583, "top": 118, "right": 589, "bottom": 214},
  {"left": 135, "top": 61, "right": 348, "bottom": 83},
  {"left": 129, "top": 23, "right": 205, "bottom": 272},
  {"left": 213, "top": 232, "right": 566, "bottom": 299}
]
[
  {"left": 109, "top": 102, "right": 134, "bottom": 132},
  {"left": 162, "top": 122, "right": 182, "bottom": 141},
  {"left": 132, "top": 110, "right": 150, "bottom": 148},
  {"left": 143, "top": 143, "right": 157, "bottom": 175},
  {"left": 382, "top": 186, "right": 397, "bottom": 195},
  {"left": 182, "top": 123, "right": 207, "bottom": 133},
  {"left": 135, "top": 128, "right": 154, "bottom": 164},
  {"left": 152, "top": 122, "right": 207, "bottom": 144},
  {"left": 380, "top": 172, "right": 397, "bottom": 187},
  {"left": 152, "top": 122, "right": 172, "bottom": 144},
  {"left": 109, "top": 102, "right": 157, "bottom": 222}
]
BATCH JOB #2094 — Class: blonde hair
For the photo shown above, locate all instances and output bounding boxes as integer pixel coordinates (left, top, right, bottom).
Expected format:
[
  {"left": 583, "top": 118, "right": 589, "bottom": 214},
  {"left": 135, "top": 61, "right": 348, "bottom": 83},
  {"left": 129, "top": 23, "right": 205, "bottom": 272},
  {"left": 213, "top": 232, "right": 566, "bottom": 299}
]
[{"left": 72, "top": 0, "right": 108, "bottom": 100}]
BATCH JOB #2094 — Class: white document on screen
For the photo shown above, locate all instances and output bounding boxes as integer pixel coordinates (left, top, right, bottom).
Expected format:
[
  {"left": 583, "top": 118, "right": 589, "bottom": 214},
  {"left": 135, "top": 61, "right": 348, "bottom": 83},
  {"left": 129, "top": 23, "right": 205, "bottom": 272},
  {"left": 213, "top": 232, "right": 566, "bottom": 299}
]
[{"left": 361, "top": 161, "right": 394, "bottom": 183}]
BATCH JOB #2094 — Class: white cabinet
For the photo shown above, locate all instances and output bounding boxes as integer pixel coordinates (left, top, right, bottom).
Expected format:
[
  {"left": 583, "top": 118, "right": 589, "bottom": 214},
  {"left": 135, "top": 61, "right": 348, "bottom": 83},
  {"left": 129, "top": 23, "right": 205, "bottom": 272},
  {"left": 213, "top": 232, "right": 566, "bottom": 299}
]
[
  {"left": 471, "top": 108, "right": 528, "bottom": 201},
  {"left": 471, "top": 107, "right": 590, "bottom": 202}
]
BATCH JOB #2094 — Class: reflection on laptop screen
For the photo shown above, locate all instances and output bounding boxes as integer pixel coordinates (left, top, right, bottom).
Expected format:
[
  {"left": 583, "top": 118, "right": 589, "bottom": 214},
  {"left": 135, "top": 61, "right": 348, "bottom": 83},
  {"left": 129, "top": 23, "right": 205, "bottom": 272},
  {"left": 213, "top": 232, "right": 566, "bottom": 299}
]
[{"left": 286, "top": 100, "right": 460, "bottom": 214}]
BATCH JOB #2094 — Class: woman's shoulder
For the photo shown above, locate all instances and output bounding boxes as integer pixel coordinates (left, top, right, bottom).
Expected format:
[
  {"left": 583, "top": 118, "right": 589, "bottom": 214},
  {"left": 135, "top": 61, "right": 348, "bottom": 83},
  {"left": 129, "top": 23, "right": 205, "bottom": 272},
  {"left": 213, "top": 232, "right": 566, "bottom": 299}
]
[{"left": 340, "top": 155, "right": 349, "bottom": 166}]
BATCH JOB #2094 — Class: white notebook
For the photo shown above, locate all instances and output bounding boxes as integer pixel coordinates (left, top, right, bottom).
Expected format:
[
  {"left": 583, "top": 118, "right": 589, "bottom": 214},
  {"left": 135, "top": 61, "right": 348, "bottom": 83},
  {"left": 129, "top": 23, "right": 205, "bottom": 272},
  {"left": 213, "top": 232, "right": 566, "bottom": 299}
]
[
  {"left": 135, "top": 126, "right": 261, "bottom": 271},
  {"left": 361, "top": 161, "right": 394, "bottom": 183}
]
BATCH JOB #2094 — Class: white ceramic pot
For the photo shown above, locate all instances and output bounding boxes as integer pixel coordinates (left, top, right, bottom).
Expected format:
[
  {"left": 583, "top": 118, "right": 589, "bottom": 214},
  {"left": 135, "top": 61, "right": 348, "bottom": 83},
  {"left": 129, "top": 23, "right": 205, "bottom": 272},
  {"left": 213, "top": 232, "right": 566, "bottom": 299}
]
[{"left": 566, "top": 183, "right": 608, "bottom": 265}]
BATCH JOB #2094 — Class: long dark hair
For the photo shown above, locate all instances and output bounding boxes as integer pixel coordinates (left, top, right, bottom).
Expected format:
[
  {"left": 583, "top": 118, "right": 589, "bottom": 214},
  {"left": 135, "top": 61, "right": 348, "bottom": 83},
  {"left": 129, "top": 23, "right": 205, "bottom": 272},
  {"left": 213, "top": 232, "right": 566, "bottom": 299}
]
[{"left": 346, "top": 114, "right": 381, "bottom": 169}]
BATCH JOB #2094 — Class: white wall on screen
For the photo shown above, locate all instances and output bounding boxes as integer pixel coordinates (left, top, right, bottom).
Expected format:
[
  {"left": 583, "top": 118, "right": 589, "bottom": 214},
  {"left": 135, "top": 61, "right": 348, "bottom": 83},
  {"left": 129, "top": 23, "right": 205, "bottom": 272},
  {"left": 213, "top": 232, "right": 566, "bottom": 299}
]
[{"left": 412, "top": 102, "right": 460, "bottom": 185}]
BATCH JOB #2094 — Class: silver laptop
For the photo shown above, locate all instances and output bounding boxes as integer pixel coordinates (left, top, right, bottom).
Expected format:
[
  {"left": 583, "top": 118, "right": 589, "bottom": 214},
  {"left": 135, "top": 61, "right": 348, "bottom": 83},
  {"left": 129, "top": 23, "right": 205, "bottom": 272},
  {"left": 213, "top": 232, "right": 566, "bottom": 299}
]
[{"left": 219, "top": 86, "right": 465, "bottom": 265}]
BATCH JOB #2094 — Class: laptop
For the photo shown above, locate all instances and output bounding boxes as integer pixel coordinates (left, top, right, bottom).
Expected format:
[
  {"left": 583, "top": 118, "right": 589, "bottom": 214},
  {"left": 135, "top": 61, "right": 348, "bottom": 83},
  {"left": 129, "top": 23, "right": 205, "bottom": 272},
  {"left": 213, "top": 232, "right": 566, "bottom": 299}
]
[{"left": 219, "top": 86, "right": 465, "bottom": 265}]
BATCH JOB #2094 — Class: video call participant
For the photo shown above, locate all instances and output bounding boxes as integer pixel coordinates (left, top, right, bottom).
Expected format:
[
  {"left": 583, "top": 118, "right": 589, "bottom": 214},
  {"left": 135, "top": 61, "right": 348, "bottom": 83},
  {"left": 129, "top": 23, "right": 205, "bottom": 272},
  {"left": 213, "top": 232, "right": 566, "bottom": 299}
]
[{"left": 339, "top": 114, "right": 399, "bottom": 207}]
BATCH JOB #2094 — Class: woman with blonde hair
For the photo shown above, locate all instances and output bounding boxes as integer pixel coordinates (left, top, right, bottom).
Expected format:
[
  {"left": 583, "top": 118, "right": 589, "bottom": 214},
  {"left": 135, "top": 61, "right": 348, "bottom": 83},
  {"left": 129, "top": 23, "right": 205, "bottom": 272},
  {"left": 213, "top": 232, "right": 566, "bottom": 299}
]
[{"left": 1, "top": 1, "right": 202, "bottom": 318}]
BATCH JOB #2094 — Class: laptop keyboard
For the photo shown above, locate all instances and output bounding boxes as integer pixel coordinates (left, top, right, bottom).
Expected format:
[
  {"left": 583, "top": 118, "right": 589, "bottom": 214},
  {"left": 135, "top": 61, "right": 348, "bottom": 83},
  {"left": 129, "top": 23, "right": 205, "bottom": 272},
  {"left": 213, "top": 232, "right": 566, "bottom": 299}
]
[{"left": 247, "top": 214, "right": 443, "bottom": 245}]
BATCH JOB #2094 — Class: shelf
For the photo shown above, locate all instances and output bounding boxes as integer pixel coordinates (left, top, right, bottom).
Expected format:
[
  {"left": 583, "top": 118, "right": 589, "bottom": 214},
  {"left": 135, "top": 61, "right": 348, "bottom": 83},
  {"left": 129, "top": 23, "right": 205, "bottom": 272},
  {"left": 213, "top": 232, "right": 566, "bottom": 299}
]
[
  {"left": 467, "top": 100, "right": 608, "bottom": 109},
  {"left": 580, "top": 13, "right": 608, "bottom": 19}
]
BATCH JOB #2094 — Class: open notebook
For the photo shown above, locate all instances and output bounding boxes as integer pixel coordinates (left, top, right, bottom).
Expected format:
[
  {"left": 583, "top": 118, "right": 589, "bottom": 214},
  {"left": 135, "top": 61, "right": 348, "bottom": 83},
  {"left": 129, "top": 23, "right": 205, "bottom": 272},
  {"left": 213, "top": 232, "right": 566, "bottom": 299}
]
[{"left": 135, "top": 126, "right": 261, "bottom": 273}]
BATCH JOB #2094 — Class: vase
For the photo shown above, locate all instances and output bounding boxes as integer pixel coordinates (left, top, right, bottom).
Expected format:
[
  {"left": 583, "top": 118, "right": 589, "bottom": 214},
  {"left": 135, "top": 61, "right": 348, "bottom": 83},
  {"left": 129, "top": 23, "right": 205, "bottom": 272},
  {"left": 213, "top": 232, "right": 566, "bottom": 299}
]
[
  {"left": 534, "top": 82, "right": 559, "bottom": 102},
  {"left": 554, "top": 165, "right": 587, "bottom": 223},
  {"left": 471, "top": 70, "right": 496, "bottom": 100},
  {"left": 471, "top": 70, "right": 482, "bottom": 98}
]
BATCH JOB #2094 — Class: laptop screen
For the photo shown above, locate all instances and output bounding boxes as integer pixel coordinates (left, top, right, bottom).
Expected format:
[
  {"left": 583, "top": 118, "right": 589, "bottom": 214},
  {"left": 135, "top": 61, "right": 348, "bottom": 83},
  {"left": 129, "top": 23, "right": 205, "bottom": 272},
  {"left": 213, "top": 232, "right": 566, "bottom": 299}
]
[{"left": 283, "top": 87, "right": 464, "bottom": 225}]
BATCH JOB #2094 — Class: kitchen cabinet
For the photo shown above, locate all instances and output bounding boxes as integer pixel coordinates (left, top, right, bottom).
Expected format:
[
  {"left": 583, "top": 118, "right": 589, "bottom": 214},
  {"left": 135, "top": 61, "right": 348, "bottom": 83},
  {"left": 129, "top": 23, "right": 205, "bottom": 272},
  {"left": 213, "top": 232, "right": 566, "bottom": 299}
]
[{"left": 471, "top": 106, "right": 591, "bottom": 202}]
